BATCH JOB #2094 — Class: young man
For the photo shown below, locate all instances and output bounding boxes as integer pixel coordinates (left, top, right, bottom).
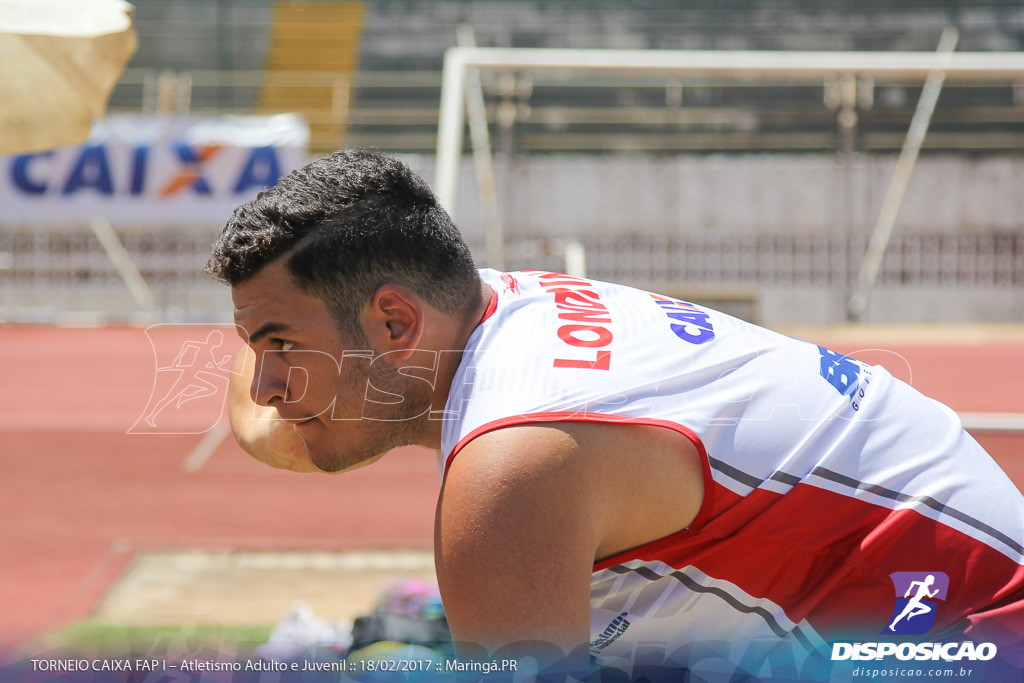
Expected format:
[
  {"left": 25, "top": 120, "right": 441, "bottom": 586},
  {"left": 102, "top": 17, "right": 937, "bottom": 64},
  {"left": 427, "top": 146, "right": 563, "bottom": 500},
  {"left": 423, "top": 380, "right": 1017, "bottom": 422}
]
[{"left": 208, "top": 150, "right": 1024, "bottom": 680}]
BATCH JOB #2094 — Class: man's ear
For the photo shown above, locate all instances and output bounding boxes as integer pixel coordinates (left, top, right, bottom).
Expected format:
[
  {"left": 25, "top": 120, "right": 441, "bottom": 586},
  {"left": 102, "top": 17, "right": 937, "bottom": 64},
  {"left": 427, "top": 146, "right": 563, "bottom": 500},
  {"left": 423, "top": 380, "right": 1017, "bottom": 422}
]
[{"left": 361, "top": 284, "right": 424, "bottom": 359}]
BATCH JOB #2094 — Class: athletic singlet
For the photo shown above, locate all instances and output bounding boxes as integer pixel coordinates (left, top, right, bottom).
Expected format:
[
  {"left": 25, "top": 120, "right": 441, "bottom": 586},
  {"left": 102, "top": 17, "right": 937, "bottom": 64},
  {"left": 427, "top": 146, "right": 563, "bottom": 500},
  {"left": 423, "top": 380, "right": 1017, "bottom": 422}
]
[{"left": 439, "top": 269, "right": 1024, "bottom": 678}]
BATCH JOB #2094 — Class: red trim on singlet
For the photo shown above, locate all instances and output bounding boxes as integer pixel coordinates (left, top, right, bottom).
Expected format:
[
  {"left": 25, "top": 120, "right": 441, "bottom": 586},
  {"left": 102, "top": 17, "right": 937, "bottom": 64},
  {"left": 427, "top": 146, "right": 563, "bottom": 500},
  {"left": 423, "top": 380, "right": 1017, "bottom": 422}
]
[
  {"left": 441, "top": 410, "right": 715, "bottom": 547},
  {"left": 478, "top": 286, "right": 499, "bottom": 324}
]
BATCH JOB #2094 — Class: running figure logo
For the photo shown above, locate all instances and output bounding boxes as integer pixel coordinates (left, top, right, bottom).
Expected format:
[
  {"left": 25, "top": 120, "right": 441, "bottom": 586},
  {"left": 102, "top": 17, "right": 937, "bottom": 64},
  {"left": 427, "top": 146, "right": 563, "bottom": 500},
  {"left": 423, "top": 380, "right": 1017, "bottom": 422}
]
[
  {"left": 882, "top": 572, "right": 950, "bottom": 635},
  {"left": 130, "top": 325, "right": 238, "bottom": 434}
]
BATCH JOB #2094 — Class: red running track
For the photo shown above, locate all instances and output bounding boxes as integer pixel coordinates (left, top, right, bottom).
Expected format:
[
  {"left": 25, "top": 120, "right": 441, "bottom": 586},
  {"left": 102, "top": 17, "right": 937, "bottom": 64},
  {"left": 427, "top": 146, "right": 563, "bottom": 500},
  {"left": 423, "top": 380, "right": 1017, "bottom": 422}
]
[{"left": 0, "top": 325, "right": 1021, "bottom": 647}]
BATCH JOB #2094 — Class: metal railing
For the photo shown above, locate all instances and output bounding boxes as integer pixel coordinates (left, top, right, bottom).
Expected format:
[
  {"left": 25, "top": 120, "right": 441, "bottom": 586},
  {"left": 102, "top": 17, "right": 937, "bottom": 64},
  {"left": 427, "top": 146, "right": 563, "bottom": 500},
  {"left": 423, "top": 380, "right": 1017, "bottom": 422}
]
[
  {"left": 108, "top": 67, "right": 1024, "bottom": 156},
  {"left": 4, "top": 228, "right": 1021, "bottom": 323}
]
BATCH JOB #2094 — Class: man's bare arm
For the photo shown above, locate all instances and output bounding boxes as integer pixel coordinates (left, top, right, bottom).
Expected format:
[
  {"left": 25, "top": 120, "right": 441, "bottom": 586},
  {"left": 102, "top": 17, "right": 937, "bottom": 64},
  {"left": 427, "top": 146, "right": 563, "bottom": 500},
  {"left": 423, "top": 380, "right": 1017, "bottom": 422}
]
[
  {"left": 435, "top": 424, "right": 612, "bottom": 671},
  {"left": 227, "top": 347, "right": 321, "bottom": 473}
]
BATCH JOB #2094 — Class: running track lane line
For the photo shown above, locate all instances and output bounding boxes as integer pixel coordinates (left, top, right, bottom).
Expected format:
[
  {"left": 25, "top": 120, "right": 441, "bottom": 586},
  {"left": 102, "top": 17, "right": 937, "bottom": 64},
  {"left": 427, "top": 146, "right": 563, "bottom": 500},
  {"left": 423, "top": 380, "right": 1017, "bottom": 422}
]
[
  {"left": 182, "top": 422, "right": 231, "bottom": 473},
  {"left": 960, "top": 412, "right": 1024, "bottom": 433}
]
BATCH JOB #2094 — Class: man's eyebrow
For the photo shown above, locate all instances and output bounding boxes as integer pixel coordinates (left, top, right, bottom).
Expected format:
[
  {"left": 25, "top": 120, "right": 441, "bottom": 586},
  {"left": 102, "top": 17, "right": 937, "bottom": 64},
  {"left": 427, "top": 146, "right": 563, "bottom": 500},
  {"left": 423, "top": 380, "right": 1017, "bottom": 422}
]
[{"left": 247, "top": 322, "right": 294, "bottom": 345}]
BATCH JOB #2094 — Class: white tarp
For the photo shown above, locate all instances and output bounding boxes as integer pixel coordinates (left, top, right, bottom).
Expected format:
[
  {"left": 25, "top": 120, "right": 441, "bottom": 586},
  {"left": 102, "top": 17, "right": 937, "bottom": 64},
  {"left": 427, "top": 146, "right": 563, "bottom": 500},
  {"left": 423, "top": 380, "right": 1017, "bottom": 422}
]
[
  {"left": 0, "top": 0, "right": 137, "bottom": 154},
  {"left": 0, "top": 0, "right": 132, "bottom": 36},
  {"left": 0, "top": 113, "right": 310, "bottom": 225}
]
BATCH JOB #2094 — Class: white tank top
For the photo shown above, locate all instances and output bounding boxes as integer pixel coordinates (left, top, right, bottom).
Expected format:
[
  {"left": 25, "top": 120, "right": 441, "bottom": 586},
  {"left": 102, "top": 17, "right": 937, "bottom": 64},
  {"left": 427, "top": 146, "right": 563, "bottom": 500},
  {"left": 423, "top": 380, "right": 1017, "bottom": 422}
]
[{"left": 440, "top": 270, "right": 1024, "bottom": 678}]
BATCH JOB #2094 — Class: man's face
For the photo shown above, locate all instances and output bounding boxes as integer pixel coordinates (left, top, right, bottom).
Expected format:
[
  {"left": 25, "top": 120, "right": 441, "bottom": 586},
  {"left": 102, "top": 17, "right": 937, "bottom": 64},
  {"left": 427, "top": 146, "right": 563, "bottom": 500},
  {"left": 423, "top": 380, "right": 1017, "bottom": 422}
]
[{"left": 231, "top": 259, "right": 427, "bottom": 472}]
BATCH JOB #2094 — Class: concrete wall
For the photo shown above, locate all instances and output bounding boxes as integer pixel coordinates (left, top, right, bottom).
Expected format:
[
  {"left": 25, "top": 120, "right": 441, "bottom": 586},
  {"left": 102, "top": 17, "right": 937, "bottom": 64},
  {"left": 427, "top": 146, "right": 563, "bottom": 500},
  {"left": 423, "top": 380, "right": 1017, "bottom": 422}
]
[
  {"left": 758, "top": 286, "right": 1024, "bottom": 325},
  {"left": 416, "top": 154, "right": 1024, "bottom": 240}
]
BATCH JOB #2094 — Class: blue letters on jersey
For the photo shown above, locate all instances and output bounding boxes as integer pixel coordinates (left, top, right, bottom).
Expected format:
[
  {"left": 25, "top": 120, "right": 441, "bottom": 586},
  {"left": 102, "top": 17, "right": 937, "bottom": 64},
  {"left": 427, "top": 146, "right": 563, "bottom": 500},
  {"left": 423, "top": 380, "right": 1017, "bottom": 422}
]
[
  {"left": 817, "top": 346, "right": 863, "bottom": 397},
  {"left": 651, "top": 295, "right": 716, "bottom": 345}
]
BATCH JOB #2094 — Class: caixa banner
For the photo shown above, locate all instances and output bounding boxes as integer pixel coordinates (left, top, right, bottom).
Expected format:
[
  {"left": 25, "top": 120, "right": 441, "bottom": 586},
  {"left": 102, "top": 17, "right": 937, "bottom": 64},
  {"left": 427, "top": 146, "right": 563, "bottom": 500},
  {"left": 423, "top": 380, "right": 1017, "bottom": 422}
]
[{"left": 0, "top": 113, "right": 309, "bottom": 225}]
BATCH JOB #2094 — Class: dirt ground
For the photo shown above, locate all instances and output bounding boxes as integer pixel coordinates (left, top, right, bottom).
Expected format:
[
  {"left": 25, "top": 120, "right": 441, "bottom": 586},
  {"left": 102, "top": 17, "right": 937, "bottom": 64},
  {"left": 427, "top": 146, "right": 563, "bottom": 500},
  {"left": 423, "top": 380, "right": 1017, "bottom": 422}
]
[{"left": 91, "top": 549, "right": 438, "bottom": 627}]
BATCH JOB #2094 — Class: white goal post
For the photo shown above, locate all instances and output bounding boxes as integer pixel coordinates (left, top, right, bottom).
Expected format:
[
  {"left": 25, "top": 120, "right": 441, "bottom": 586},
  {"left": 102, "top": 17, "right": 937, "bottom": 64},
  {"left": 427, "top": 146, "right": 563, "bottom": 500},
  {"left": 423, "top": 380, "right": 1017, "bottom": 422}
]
[
  {"left": 435, "top": 45, "right": 1024, "bottom": 210},
  {"left": 434, "top": 42, "right": 1024, "bottom": 313}
]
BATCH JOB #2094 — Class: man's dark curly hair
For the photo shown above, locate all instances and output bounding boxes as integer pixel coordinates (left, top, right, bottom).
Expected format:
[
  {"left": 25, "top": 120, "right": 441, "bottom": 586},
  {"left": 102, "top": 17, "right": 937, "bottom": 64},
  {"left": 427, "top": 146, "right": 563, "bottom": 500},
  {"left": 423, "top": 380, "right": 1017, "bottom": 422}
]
[{"left": 207, "top": 149, "right": 483, "bottom": 337}]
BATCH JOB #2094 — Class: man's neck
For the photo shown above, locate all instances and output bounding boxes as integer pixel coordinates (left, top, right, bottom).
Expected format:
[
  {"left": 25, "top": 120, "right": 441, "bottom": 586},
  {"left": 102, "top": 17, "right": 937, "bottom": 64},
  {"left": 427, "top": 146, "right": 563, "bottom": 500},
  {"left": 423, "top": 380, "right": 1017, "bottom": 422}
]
[{"left": 420, "top": 281, "right": 494, "bottom": 450}]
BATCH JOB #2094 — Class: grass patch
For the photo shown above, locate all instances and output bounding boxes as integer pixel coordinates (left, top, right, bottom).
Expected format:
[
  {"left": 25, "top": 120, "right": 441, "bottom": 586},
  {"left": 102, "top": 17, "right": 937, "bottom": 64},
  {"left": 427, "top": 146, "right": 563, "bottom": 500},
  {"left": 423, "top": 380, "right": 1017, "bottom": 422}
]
[{"left": 31, "top": 622, "right": 272, "bottom": 658}]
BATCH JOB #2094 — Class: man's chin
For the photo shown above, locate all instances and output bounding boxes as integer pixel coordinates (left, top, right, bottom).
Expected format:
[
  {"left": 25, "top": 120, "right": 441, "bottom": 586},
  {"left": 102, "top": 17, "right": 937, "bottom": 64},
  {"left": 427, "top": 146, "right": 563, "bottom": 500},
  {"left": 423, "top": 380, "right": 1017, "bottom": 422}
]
[{"left": 307, "top": 448, "right": 387, "bottom": 475}]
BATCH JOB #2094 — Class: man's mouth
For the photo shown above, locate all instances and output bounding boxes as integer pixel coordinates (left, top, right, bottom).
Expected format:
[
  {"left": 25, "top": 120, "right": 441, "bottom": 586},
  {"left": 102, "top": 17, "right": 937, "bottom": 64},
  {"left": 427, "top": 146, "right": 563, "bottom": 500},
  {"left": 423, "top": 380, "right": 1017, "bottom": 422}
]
[{"left": 288, "top": 413, "right": 315, "bottom": 436}]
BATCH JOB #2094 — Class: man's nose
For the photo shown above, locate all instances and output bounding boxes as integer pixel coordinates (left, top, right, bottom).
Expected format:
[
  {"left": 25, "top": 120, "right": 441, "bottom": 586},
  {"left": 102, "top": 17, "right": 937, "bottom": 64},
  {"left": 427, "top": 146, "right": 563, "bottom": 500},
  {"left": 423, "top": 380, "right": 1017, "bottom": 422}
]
[{"left": 251, "top": 352, "right": 287, "bottom": 406}]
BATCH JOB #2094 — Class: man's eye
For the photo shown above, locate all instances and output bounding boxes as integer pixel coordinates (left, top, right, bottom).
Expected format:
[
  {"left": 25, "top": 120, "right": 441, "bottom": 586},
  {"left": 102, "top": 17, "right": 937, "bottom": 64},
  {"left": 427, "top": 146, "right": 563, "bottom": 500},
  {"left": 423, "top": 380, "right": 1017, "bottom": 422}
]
[{"left": 278, "top": 340, "right": 295, "bottom": 351}]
